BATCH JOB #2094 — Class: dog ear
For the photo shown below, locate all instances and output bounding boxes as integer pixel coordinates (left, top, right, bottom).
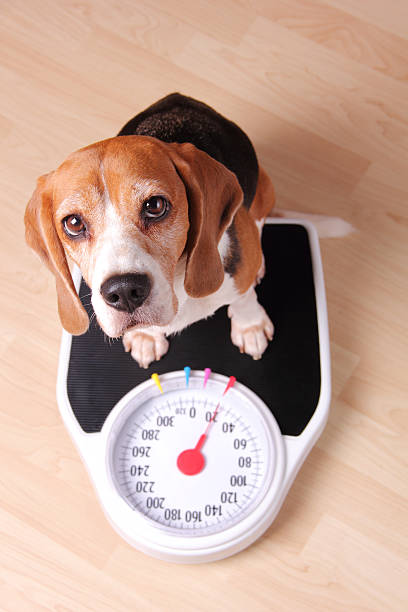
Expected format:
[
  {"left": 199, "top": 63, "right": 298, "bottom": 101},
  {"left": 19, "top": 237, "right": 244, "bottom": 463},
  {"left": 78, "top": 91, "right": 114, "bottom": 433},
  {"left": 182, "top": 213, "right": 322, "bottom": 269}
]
[
  {"left": 167, "top": 142, "right": 243, "bottom": 297},
  {"left": 24, "top": 172, "right": 89, "bottom": 335}
]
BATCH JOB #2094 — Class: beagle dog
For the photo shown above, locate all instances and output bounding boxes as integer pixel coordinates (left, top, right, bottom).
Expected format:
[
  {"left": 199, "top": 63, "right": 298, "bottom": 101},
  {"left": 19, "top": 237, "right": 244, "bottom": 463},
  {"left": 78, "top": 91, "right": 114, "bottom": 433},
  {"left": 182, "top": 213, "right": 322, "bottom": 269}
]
[{"left": 25, "top": 93, "right": 275, "bottom": 368}]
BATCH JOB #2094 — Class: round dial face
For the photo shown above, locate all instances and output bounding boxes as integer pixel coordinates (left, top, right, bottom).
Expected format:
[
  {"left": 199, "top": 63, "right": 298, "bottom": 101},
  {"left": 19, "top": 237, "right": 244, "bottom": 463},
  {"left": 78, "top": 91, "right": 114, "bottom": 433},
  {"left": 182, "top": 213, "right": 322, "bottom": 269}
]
[{"left": 109, "top": 371, "right": 281, "bottom": 537}]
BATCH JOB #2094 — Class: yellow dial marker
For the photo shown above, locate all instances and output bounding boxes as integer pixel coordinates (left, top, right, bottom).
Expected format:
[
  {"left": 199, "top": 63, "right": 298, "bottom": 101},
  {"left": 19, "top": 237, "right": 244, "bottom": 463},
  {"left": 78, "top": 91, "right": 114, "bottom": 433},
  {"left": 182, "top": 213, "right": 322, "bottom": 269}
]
[{"left": 151, "top": 373, "right": 164, "bottom": 393}]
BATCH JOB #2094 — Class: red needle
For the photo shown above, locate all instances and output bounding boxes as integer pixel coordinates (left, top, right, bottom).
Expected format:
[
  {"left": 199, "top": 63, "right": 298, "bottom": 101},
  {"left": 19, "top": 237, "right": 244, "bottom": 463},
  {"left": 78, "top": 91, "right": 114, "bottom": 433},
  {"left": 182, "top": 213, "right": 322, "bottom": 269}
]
[{"left": 176, "top": 376, "right": 236, "bottom": 476}]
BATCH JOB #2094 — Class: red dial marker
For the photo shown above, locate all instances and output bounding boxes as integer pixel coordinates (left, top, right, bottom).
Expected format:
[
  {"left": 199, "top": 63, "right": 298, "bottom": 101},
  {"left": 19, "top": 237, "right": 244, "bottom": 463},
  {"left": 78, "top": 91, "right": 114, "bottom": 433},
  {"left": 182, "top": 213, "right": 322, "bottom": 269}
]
[{"left": 223, "top": 376, "right": 236, "bottom": 396}]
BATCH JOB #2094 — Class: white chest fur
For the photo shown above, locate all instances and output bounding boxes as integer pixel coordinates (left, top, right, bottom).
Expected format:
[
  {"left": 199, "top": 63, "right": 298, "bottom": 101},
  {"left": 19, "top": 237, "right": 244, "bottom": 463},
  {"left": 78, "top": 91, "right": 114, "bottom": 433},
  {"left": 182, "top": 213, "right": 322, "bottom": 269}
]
[{"left": 162, "top": 253, "right": 240, "bottom": 336}]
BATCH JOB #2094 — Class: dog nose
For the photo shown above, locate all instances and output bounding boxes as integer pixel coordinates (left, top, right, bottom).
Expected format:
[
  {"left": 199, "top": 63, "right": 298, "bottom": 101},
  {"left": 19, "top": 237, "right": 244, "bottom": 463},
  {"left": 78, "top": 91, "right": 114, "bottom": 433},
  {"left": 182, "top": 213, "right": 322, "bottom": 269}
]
[{"left": 100, "top": 273, "right": 151, "bottom": 313}]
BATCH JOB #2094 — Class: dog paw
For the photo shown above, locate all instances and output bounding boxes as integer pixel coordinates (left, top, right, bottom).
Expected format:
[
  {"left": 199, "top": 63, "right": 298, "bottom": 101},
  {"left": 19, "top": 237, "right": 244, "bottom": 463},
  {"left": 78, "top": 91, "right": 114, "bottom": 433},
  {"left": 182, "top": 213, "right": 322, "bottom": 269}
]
[
  {"left": 229, "top": 309, "right": 274, "bottom": 361},
  {"left": 123, "top": 330, "right": 169, "bottom": 369}
]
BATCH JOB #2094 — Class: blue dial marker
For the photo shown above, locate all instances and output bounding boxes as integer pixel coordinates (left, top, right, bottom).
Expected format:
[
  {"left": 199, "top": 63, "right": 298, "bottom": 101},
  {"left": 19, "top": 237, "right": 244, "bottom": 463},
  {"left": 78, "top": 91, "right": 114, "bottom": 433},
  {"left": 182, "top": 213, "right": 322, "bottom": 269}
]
[{"left": 184, "top": 366, "right": 191, "bottom": 387}]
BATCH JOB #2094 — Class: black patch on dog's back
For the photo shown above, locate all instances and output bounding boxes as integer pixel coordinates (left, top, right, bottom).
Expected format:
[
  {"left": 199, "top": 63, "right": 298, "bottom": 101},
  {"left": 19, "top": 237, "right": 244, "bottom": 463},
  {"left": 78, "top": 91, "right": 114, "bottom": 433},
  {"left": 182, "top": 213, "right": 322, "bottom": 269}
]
[
  {"left": 224, "top": 223, "right": 241, "bottom": 276},
  {"left": 117, "top": 93, "right": 258, "bottom": 209}
]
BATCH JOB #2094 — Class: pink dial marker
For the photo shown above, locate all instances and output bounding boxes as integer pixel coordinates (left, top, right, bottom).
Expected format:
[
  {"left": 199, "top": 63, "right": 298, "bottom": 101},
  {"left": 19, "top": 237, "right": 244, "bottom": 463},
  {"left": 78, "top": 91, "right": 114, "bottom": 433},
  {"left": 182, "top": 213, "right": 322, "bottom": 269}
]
[{"left": 203, "top": 368, "right": 211, "bottom": 388}]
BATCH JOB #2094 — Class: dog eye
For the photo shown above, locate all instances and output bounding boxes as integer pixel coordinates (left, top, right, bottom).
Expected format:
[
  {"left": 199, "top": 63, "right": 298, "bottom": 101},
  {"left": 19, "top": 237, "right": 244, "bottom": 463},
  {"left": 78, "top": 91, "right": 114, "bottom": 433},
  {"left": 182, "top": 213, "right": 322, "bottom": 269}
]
[
  {"left": 142, "top": 196, "right": 170, "bottom": 219},
  {"left": 62, "top": 214, "right": 86, "bottom": 237}
]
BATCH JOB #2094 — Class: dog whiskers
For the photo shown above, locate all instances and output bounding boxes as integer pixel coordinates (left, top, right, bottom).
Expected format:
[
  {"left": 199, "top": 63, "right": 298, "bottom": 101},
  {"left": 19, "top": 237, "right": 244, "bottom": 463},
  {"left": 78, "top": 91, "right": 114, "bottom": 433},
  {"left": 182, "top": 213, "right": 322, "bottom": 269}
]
[{"left": 101, "top": 330, "right": 121, "bottom": 346}]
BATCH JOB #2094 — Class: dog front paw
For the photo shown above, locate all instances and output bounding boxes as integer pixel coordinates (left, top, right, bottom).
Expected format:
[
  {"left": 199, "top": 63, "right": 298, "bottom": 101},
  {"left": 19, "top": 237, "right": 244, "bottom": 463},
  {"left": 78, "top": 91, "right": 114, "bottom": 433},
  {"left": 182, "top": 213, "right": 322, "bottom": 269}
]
[
  {"left": 123, "top": 329, "right": 169, "bottom": 369},
  {"left": 229, "top": 314, "right": 274, "bottom": 360},
  {"left": 228, "top": 288, "right": 274, "bottom": 361}
]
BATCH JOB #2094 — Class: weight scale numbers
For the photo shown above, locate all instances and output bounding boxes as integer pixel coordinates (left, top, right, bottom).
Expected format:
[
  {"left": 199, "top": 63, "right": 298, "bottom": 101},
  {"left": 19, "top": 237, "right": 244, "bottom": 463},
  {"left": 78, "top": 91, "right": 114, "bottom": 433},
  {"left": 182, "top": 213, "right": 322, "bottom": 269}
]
[{"left": 112, "top": 377, "right": 270, "bottom": 536}]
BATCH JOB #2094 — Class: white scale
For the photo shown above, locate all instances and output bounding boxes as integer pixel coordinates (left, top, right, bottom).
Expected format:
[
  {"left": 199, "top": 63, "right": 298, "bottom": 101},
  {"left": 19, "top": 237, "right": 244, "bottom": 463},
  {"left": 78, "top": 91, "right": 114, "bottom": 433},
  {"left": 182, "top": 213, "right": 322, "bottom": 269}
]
[{"left": 56, "top": 220, "right": 331, "bottom": 563}]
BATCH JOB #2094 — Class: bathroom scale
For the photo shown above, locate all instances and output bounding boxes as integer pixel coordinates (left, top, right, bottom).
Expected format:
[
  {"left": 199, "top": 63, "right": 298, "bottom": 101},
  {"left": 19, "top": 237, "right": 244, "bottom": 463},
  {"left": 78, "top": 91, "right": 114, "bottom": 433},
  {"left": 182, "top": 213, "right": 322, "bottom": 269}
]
[{"left": 57, "top": 219, "right": 331, "bottom": 563}]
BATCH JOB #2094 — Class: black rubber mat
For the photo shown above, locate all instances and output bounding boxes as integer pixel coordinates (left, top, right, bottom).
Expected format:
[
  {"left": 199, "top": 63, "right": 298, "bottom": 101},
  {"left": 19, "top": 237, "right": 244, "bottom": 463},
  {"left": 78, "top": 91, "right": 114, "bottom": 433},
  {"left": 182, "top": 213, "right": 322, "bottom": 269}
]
[{"left": 67, "top": 224, "right": 321, "bottom": 435}]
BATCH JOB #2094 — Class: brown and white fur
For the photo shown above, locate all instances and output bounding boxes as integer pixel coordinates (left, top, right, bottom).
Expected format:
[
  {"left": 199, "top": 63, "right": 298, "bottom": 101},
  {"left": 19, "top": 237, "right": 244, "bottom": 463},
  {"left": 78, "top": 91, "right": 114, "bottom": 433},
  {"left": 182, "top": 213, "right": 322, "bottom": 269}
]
[{"left": 24, "top": 99, "right": 275, "bottom": 368}]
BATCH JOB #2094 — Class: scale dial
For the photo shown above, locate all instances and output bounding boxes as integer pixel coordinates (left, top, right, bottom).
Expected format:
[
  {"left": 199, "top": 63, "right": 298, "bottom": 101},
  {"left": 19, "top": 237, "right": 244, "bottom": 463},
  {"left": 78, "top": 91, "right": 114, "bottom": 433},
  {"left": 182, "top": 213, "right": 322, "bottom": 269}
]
[{"left": 103, "top": 370, "right": 286, "bottom": 561}]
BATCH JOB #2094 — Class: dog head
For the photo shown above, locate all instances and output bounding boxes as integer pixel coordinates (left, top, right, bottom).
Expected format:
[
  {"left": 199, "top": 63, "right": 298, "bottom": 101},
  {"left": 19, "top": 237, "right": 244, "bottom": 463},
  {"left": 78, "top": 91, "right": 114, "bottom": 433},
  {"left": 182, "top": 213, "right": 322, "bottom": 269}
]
[{"left": 24, "top": 135, "right": 243, "bottom": 337}]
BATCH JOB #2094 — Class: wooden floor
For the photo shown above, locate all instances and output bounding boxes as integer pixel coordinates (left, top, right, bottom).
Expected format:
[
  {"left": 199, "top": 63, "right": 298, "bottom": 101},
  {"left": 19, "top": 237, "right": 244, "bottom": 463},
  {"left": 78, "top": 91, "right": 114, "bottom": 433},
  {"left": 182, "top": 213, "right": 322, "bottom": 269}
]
[{"left": 1, "top": 1, "right": 407, "bottom": 610}]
